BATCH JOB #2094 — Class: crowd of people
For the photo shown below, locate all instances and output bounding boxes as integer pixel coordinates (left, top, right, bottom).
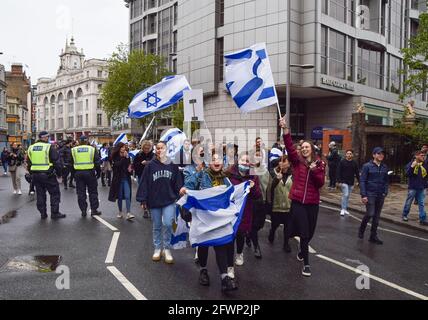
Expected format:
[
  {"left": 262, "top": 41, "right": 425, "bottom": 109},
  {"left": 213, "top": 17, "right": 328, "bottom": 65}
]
[{"left": 0, "top": 120, "right": 427, "bottom": 293}]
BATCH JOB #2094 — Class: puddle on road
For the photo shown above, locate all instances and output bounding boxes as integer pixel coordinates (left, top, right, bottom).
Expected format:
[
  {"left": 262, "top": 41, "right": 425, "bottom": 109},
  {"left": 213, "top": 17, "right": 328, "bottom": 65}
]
[{"left": 0, "top": 255, "right": 62, "bottom": 273}]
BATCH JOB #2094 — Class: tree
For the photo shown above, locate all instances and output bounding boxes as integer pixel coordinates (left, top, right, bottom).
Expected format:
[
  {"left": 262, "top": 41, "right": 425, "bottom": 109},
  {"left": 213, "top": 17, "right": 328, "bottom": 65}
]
[
  {"left": 400, "top": 11, "right": 428, "bottom": 103},
  {"left": 171, "top": 101, "right": 199, "bottom": 133},
  {"left": 394, "top": 118, "right": 428, "bottom": 147},
  {"left": 100, "top": 44, "right": 169, "bottom": 119}
]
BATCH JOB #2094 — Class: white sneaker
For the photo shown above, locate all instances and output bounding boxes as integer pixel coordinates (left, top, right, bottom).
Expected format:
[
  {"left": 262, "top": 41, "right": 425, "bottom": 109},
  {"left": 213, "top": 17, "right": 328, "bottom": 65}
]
[
  {"left": 117, "top": 212, "right": 124, "bottom": 219},
  {"left": 30, "top": 191, "right": 35, "bottom": 195},
  {"left": 126, "top": 213, "right": 135, "bottom": 221},
  {"left": 13, "top": 190, "right": 17, "bottom": 194},
  {"left": 345, "top": 210, "right": 350, "bottom": 215},
  {"left": 235, "top": 253, "right": 244, "bottom": 266},
  {"left": 340, "top": 209, "right": 345, "bottom": 216},
  {"left": 162, "top": 249, "right": 174, "bottom": 264},
  {"left": 152, "top": 249, "right": 162, "bottom": 262},
  {"left": 227, "top": 267, "right": 235, "bottom": 279},
  {"left": 18, "top": 190, "right": 22, "bottom": 195}
]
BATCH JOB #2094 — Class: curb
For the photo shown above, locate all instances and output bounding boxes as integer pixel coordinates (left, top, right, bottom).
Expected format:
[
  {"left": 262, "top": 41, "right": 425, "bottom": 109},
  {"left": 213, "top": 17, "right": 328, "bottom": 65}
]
[{"left": 320, "top": 197, "right": 428, "bottom": 234}]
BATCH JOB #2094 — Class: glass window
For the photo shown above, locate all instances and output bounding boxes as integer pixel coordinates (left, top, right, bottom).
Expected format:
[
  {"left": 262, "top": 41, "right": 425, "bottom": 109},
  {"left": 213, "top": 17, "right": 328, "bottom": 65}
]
[
  {"left": 97, "top": 99, "right": 102, "bottom": 109},
  {"left": 346, "top": 0, "right": 355, "bottom": 26},
  {"left": 357, "top": 43, "right": 384, "bottom": 89},
  {"left": 321, "top": 26, "right": 328, "bottom": 75},
  {"left": 322, "top": 0, "right": 328, "bottom": 14},
  {"left": 389, "top": 0, "right": 402, "bottom": 49},
  {"left": 347, "top": 37, "right": 354, "bottom": 81},
  {"left": 329, "top": 29, "right": 346, "bottom": 79},
  {"left": 330, "top": 0, "right": 346, "bottom": 23},
  {"left": 387, "top": 55, "right": 401, "bottom": 94},
  {"left": 68, "top": 116, "right": 74, "bottom": 128},
  {"left": 97, "top": 114, "right": 102, "bottom": 126}
]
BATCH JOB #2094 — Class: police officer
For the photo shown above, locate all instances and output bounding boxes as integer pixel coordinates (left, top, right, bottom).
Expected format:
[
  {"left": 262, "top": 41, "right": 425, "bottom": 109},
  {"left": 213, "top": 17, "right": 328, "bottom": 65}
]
[
  {"left": 71, "top": 135, "right": 102, "bottom": 217},
  {"left": 27, "top": 131, "right": 65, "bottom": 220}
]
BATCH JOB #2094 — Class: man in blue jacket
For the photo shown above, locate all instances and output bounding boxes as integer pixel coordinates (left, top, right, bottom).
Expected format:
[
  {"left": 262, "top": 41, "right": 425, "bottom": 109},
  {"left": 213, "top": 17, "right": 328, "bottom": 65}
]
[
  {"left": 358, "top": 147, "right": 389, "bottom": 245},
  {"left": 402, "top": 150, "right": 428, "bottom": 225}
]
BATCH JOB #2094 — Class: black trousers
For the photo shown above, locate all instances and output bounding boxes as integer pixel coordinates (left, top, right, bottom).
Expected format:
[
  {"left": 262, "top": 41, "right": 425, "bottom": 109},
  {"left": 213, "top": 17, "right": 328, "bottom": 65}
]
[
  {"left": 270, "top": 212, "right": 291, "bottom": 244},
  {"left": 101, "top": 171, "right": 112, "bottom": 186},
  {"left": 328, "top": 165, "right": 338, "bottom": 187},
  {"left": 198, "top": 242, "right": 234, "bottom": 275},
  {"left": 75, "top": 170, "right": 99, "bottom": 213},
  {"left": 359, "top": 196, "right": 385, "bottom": 238},
  {"left": 32, "top": 173, "right": 61, "bottom": 216},
  {"left": 250, "top": 201, "right": 268, "bottom": 248}
]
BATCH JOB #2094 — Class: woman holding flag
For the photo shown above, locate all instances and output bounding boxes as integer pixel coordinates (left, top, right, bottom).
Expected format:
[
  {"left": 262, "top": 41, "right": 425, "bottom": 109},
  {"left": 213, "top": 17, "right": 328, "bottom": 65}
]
[{"left": 279, "top": 117, "right": 326, "bottom": 277}]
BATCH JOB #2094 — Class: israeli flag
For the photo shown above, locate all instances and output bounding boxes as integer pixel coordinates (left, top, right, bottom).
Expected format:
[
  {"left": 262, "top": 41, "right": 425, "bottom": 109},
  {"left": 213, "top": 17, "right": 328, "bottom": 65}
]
[
  {"left": 269, "top": 148, "right": 285, "bottom": 163},
  {"left": 128, "top": 75, "right": 191, "bottom": 119},
  {"left": 176, "top": 182, "right": 251, "bottom": 247},
  {"left": 129, "top": 149, "right": 140, "bottom": 160},
  {"left": 160, "top": 128, "right": 187, "bottom": 159},
  {"left": 225, "top": 43, "right": 278, "bottom": 113},
  {"left": 100, "top": 148, "right": 109, "bottom": 161},
  {"left": 114, "top": 133, "right": 128, "bottom": 146},
  {"left": 171, "top": 209, "right": 190, "bottom": 250}
]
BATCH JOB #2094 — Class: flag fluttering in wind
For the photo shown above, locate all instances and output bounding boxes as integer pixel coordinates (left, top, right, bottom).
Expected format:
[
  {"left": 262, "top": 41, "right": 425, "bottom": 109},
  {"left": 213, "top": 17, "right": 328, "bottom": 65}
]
[
  {"left": 129, "top": 149, "right": 140, "bottom": 160},
  {"left": 128, "top": 75, "right": 191, "bottom": 119},
  {"left": 113, "top": 133, "right": 128, "bottom": 146},
  {"left": 225, "top": 43, "right": 278, "bottom": 113},
  {"left": 160, "top": 128, "right": 187, "bottom": 159},
  {"left": 176, "top": 182, "right": 251, "bottom": 248}
]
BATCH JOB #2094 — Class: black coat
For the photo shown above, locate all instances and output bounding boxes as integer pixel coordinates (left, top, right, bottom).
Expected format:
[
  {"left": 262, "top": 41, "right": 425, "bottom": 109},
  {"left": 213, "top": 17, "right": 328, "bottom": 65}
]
[
  {"left": 133, "top": 151, "right": 155, "bottom": 177},
  {"left": 108, "top": 154, "right": 132, "bottom": 202}
]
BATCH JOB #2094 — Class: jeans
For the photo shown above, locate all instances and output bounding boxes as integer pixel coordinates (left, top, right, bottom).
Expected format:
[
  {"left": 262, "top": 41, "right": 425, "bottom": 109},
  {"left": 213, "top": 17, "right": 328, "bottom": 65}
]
[
  {"left": 341, "top": 184, "right": 354, "bottom": 210},
  {"left": 117, "top": 178, "right": 131, "bottom": 213},
  {"left": 403, "top": 189, "right": 426, "bottom": 222},
  {"left": 151, "top": 203, "right": 176, "bottom": 250},
  {"left": 359, "top": 196, "right": 385, "bottom": 238},
  {"left": 2, "top": 162, "right": 7, "bottom": 173}
]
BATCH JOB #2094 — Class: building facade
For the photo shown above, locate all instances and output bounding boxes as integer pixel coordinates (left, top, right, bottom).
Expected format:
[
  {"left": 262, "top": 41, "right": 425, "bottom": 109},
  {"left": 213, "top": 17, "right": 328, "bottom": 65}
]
[
  {"left": 171, "top": 0, "right": 428, "bottom": 148},
  {"left": 36, "top": 37, "right": 111, "bottom": 143},
  {"left": 5, "top": 64, "right": 31, "bottom": 147},
  {"left": 0, "top": 64, "right": 7, "bottom": 149}
]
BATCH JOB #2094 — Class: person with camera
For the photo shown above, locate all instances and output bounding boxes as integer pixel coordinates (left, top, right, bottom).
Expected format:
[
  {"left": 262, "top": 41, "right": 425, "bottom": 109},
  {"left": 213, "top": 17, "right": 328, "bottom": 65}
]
[
  {"left": 279, "top": 117, "right": 326, "bottom": 277},
  {"left": 27, "top": 131, "right": 65, "bottom": 220}
]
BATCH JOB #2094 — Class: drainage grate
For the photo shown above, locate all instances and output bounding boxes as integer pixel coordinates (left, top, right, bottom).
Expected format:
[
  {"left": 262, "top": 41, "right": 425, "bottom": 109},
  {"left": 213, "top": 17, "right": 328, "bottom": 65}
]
[{"left": 0, "top": 255, "right": 62, "bottom": 273}]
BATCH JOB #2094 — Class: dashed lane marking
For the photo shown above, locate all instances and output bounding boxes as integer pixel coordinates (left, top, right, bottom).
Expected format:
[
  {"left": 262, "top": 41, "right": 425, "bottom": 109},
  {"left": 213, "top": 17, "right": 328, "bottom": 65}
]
[
  {"left": 316, "top": 254, "right": 428, "bottom": 300},
  {"left": 105, "top": 232, "right": 120, "bottom": 264},
  {"left": 107, "top": 266, "right": 147, "bottom": 300}
]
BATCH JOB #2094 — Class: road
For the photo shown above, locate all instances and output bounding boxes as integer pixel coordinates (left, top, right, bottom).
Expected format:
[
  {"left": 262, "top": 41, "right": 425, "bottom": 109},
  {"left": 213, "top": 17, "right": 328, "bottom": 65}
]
[{"left": 0, "top": 173, "right": 427, "bottom": 300}]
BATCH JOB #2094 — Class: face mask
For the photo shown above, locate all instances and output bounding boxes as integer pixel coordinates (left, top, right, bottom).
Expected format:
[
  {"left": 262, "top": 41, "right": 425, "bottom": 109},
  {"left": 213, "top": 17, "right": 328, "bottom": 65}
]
[{"left": 238, "top": 164, "right": 250, "bottom": 173}]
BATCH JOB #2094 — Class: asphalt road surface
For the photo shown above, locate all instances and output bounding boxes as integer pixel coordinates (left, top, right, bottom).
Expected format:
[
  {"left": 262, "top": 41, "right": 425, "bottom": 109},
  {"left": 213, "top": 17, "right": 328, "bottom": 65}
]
[{"left": 0, "top": 173, "right": 427, "bottom": 300}]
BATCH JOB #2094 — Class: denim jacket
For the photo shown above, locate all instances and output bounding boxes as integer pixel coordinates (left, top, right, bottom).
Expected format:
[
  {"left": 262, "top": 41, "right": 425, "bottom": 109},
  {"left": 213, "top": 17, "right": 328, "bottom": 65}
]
[{"left": 184, "top": 167, "right": 231, "bottom": 190}]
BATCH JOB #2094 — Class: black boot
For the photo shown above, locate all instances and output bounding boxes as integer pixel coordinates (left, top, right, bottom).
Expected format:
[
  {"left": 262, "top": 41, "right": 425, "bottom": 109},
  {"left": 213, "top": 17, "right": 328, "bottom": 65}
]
[
  {"left": 254, "top": 245, "right": 262, "bottom": 259},
  {"left": 91, "top": 210, "right": 102, "bottom": 217},
  {"left": 199, "top": 269, "right": 210, "bottom": 286},
  {"left": 41, "top": 213, "right": 48, "bottom": 220},
  {"left": 51, "top": 213, "right": 66, "bottom": 220},
  {"left": 369, "top": 236, "right": 383, "bottom": 245},
  {"left": 221, "top": 276, "right": 238, "bottom": 292}
]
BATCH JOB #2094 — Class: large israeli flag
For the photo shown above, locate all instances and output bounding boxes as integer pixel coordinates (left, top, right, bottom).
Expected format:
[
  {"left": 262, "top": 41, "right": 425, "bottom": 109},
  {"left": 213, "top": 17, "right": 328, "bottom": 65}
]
[
  {"left": 176, "top": 182, "right": 251, "bottom": 247},
  {"left": 128, "top": 75, "right": 191, "bottom": 119},
  {"left": 171, "top": 210, "right": 190, "bottom": 250},
  {"left": 225, "top": 43, "right": 278, "bottom": 113},
  {"left": 160, "top": 128, "right": 187, "bottom": 159},
  {"left": 114, "top": 133, "right": 128, "bottom": 146}
]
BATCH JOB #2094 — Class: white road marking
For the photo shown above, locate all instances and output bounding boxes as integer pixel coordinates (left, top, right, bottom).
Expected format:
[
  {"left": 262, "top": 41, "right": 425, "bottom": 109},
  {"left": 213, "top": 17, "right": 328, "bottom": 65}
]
[
  {"left": 265, "top": 219, "right": 317, "bottom": 253},
  {"left": 107, "top": 266, "right": 147, "bottom": 300},
  {"left": 92, "top": 216, "right": 119, "bottom": 232},
  {"left": 316, "top": 254, "right": 428, "bottom": 300},
  {"left": 320, "top": 205, "right": 428, "bottom": 242},
  {"left": 105, "top": 232, "right": 120, "bottom": 264}
]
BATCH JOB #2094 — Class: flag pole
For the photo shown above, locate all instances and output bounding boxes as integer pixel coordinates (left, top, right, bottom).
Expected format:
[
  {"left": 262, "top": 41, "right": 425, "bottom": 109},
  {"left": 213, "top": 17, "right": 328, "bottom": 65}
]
[{"left": 140, "top": 115, "right": 156, "bottom": 144}]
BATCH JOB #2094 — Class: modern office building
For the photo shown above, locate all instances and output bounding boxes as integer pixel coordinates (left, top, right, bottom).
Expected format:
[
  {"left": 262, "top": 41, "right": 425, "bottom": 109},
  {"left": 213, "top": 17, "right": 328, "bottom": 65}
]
[
  {"left": 125, "top": 0, "right": 428, "bottom": 147},
  {"left": 36, "top": 37, "right": 112, "bottom": 143}
]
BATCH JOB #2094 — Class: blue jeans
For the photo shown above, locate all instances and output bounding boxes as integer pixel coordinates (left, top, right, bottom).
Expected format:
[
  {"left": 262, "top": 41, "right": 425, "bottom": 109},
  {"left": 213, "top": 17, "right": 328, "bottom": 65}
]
[
  {"left": 2, "top": 162, "right": 7, "bottom": 173},
  {"left": 403, "top": 189, "right": 426, "bottom": 222},
  {"left": 150, "top": 203, "right": 176, "bottom": 250},
  {"left": 117, "top": 178, "right": 131, "bottom": 213},
  {"left": 341, "top": 184, "right": 354, "bottom": 210}
]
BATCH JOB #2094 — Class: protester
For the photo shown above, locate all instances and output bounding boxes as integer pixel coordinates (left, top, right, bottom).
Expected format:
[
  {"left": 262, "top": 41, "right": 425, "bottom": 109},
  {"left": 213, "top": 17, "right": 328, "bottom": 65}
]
[
  {"left": 1, "top": 147, "right": 9, "bottom": 175},
  {"left": 337, "top": 150, "right": 360, "bottom": 216},
  {"left": 100, "top": 143, "right": 113, "bottom": 187},
  {"left": 358, "top": 147, "right": 389, "bottom": 245},
  {"left": 179, "top": 150, "right": 238, "bottom": 292},
  {"left": 228, "top": 152, "right": 261, "bottom": 266},
  {"left": 224, "top": 143, "right": 238, "bottom": 169},
  {"left": 402, "top": 150, "right": 428, "bottom": 226},
  {"left": 8, "top": 142, "right": 25, "bottom": 195},
  {"left": 327, "top": 141, "right": 341, "bottom": 190},
  {"left": 272, "top": 137, "right": 284, "bottom": 152},
  {"left": 134, "top": 140, "right": 155, "bottom": 184},
  {"left": 59, "top": 140, "right": 73, "bottom": 190},
  {"left": 137, "top": 141, "right": 183, "bottom": 264},
  {"left": 108, "top": 142, "right": 135, "bottom": 221},
  {"left": 266, "top": 154, "right": 293, "bottom": 252},
  {"left": 175, "top": 139, "right": 192, "bottom": 167},
  {"left": 279, "top": 117, "right": 326, "bottom": 277}
]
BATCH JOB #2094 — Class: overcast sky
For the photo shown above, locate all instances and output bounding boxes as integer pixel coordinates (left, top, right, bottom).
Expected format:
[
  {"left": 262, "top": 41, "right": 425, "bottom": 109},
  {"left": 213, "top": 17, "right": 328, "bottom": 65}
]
[{"left": 0, "top": 0, "right": 129, "bottom": 84}]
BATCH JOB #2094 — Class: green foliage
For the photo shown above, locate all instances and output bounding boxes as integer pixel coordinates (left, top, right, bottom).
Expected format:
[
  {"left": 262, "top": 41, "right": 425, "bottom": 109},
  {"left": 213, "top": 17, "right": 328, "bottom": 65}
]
[
  {"left": 171, "top": 101, "right": 199, "bottom": 132},
  {"left": 394, "top": 117, "right": 428, "bottom": 147},
  {"left": 400, "top": 12, "right": 428, "bottom": 103},
  {"left": 100, "top": 44, "right": 170, "bottom": 120}
]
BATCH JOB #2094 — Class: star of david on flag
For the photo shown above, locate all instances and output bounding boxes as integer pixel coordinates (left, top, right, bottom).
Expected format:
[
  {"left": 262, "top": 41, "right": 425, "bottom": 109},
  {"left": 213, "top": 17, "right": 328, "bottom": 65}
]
[
  {"left": 128, "top": 75, "right": 191, "bottom": 119},
  {"left": 225, "top": 43, "right": 279, "bottom": 113}
]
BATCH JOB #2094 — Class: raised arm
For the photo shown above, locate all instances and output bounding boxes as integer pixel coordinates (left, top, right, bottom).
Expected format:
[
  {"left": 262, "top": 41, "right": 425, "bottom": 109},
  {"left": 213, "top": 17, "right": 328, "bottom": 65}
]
[{"left": 279, "top": 117, "right": 300, "bottom": 166}]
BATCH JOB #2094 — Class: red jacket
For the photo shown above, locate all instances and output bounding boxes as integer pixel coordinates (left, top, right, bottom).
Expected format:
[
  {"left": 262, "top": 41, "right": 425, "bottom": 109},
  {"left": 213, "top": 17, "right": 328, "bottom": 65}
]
[
  {"left": 228, "top": 165, "right": 262, "bottom": 233},
  {"left": 283, "top": 134, "right": 325, "bottom": 205}
]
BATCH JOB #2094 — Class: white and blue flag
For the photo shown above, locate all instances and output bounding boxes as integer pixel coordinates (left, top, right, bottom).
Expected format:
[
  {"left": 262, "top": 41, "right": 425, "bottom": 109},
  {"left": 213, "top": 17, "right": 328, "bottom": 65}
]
[
  {"left": 176, "top": 182, "right": 251, "bottom": 248},
  {"left": 269, "top": 147, "right": 286, "bottom": 163},
  {"left": 171, "top": 211, "right": 190, "bottom": 250},
  {"left": 100, "top": 148, "right": 109, "bottom": 161},
  {"left": 129, "top": 149, "right": 140, "bottom": 160},
  {"left": 160, "top": 128, "right": 187, "bottom": 159},
  {"left": 128, "top": 75, "right": 191, "bottom": 119},
  {"left": 114, "top": 133, "right": 128, "bottom": 146},
  {"left": 225, "top": 43, "right": 278, "bottom": 113}
]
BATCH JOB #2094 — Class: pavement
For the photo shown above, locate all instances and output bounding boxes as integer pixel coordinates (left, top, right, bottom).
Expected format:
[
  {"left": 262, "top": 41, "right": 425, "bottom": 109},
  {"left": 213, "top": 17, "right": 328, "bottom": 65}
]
[
  {"left": 321, "top": 184, "right": 428, "bottom": 233},
  {"left": 0, "top": 173, "right": 428, "bottom": 300}
]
